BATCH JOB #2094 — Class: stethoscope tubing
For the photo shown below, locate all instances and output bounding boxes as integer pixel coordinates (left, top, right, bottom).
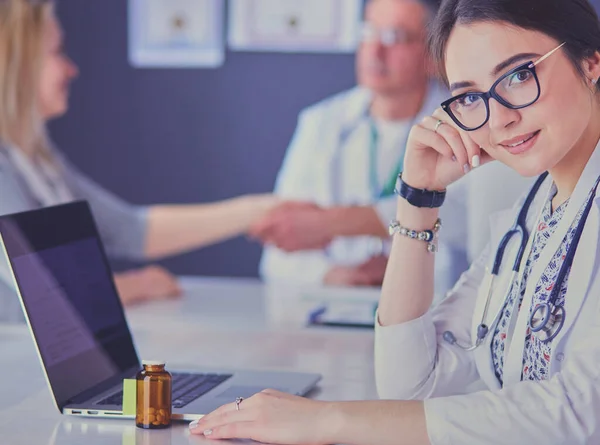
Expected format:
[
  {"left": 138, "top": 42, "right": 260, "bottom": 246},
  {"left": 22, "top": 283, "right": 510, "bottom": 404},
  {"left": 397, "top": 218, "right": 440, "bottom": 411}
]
[{"left": 447, "top": 172, "right": 600, "bottom": 350}]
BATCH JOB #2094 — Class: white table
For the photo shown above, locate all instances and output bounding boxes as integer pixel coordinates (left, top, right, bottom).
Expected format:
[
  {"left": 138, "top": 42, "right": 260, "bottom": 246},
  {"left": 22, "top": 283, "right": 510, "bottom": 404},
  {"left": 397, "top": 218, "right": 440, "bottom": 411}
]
[{"left": 0, "top": 277, "right": 379, "bottom": 445}]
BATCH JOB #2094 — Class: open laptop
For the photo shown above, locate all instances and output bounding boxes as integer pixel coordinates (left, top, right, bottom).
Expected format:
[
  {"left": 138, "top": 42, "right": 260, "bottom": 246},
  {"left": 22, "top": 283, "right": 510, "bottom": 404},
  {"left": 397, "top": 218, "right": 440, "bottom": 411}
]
[{"left": 0, "top": 201, "right": 321, "bottom": 421}]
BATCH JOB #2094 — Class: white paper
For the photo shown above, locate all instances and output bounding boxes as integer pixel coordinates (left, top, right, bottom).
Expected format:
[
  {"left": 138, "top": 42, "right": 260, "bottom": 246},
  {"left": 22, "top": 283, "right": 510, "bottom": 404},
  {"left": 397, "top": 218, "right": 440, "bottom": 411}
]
[
  {"left": 129, "top": 0, "right": 225, "bottom": 68},
  {"left": 228, "top": 0, "right": 362, "bottom": 53}
]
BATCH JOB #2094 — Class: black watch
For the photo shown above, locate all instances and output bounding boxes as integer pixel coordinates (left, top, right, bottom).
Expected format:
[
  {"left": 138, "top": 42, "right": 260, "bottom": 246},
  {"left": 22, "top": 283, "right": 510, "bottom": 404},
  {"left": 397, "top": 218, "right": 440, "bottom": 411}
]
[{"left": 394, "top": 174, "right": 446, "bottom": 208}]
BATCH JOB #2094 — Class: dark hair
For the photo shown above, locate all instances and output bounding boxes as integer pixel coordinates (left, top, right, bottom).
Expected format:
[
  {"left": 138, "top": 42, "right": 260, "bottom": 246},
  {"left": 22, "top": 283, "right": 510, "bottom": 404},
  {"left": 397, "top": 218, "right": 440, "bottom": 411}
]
[{"left": 428, "top": 0, "right": 600, "bottom": 86}]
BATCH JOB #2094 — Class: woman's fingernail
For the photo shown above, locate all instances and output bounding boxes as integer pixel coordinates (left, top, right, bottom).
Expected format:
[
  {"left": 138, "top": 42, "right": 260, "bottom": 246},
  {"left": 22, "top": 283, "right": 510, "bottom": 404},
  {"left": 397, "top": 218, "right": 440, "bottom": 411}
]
[
  {"left": 189, "top": 420, "right": 199, "bottom": 430},
  {"left": 472, "top": 155, "right": 480, "bottom": 168},
  {"left": 451, "top": 155, "right": 457, "bottom": 162},
  {"left": 463, "top": 164, "right": 470, "bottom": 174},
  {"left": 204, "top": 429, "right": 213, "bottom": 436}
]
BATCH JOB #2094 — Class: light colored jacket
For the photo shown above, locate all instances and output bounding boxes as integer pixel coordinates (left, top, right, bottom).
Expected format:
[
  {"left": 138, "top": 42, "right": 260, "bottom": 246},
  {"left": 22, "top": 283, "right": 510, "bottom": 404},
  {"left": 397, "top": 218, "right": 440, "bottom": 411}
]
[
  {"left": 0, "top": 146, "right": 148, "bottom": 322},
  {"left": 375, "top": 142, "right": 600, "bottom": 444}
]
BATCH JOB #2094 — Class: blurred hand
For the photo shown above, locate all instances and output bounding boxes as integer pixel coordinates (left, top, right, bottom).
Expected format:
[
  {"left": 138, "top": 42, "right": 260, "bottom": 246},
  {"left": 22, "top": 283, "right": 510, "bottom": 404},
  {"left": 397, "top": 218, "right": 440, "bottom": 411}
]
[
  {"left": 113, "top": 265, "right": 181, "bottom": 306},
  {"left": 324, "top": 266, "right": 373, "bottom": 286},
  {"left": 357, "top": 254, "right": 388, "bottom": 284},
  {"left": 324, "top": 255, "right": 388, "bottom": 287},
  {"left": 249, "top": 202, "right": 333, "bottom": 252},
  {"left": 189, "top": 389, "right": 335, "bottom": 445},
  {"left": 244, "top": 193, "right": 281, "bottom": 223}
]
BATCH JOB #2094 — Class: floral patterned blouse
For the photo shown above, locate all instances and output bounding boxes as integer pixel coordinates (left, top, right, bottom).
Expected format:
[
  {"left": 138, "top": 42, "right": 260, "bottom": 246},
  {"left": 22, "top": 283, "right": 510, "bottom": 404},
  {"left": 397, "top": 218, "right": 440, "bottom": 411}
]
[{"left": 491, "top": 183, "right": 593, "bottom": 386}]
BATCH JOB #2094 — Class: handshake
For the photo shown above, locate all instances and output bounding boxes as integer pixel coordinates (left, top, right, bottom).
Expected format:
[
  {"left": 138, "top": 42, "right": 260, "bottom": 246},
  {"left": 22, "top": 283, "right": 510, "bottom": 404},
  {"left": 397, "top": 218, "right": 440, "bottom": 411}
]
[
  {"left": 249, "top": 201, "right": 334, "bottom": 252},
  {"left": 249, "top": 200, "right": 388, "bottom": 286}
]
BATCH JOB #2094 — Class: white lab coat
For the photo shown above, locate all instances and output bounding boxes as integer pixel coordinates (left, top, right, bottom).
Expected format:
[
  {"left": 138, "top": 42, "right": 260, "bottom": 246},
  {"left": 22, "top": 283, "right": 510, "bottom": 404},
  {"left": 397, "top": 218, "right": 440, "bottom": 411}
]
[
  {"left": 375, "top": 142, "right": 600, "bottom": 444},
  {"left": 260, "top": 83, "right": 531, "bottom": 295}
]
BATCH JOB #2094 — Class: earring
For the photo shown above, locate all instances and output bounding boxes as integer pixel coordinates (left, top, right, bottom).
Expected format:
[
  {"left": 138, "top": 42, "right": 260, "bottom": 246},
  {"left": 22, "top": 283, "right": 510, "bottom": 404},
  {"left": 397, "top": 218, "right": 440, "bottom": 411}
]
[{"left": 593, "top": 78, "right": 598, "bottom": 85}]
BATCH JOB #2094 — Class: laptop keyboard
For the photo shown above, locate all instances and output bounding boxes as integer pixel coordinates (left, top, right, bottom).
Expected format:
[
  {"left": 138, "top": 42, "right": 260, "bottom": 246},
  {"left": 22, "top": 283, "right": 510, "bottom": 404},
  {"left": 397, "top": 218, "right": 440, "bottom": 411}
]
[{"left": 96, "top": 372, "right": 233, "bottom": 409}]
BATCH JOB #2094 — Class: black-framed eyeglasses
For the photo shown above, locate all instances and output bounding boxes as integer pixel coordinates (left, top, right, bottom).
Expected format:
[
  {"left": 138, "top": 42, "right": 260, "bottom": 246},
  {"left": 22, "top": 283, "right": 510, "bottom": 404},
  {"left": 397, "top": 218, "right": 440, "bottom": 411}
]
[{"left": 441, "top": 42, "right": 566, "bottom": 131}]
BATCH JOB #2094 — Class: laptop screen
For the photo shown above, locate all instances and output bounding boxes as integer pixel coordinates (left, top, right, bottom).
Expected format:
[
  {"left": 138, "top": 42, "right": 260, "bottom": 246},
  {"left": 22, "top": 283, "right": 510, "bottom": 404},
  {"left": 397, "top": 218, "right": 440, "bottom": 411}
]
[{"left": 0, "top": 202, "right": 139, "bottom": 409}]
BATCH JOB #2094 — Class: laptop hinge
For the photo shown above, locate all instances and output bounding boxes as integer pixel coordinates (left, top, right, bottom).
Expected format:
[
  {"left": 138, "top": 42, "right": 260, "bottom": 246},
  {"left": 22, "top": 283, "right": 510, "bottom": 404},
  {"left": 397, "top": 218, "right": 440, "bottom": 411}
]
[{"left": 67, "top": 366, "right": 139, "bottom": 406}]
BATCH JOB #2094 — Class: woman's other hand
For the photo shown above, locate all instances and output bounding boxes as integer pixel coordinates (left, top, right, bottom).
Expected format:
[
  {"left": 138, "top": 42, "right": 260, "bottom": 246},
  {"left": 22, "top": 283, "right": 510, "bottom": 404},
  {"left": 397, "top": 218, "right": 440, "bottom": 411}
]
[{"left": 189, "top": 389, "right": 338, "bottom": 445}]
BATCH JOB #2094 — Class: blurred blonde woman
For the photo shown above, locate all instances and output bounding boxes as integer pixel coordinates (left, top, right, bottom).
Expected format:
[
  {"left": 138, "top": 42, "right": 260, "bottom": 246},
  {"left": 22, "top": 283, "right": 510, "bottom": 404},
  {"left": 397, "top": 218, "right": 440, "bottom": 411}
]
[{"left": 0, "top": 0, "right": 277, "bottom": 317}]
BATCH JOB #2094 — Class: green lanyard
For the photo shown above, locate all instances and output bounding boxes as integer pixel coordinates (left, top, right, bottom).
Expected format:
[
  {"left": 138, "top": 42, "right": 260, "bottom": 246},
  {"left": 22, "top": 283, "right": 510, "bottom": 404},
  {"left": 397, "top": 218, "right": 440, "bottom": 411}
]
[{"left": 368, "top": 120, "right": 404, "bottom": 199}]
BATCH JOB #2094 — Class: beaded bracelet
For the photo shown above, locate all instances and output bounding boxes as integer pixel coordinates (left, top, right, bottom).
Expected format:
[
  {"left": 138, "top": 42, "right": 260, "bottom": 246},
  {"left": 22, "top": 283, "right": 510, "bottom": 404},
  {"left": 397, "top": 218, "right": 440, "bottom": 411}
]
[{"left": 388, "top": 218, "right": 442, "bottom": 253}]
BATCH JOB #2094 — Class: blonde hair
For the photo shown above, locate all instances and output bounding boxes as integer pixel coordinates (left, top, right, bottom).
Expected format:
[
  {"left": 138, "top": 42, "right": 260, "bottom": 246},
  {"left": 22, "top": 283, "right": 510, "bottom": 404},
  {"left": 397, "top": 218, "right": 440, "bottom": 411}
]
[{"left": 0, "top": 0, "right": 53, "bottom": 158}]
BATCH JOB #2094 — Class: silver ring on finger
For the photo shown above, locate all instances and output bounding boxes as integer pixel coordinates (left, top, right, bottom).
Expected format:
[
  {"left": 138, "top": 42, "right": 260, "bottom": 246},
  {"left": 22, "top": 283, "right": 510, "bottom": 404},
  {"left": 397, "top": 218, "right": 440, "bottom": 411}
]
[
  {"left": 434, "top": 119, "right": 445, "bottom": 133},
  {"left": 235, "top": 397, "right": 244, "bottom": 411}
]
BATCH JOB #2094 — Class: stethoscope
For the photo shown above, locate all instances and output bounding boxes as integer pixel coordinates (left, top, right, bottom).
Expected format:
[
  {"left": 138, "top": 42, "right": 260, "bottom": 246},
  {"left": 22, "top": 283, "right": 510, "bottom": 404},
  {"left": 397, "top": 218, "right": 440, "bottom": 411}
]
[{"left": 444, "top": 172, "right": 600, "bottom": 351}]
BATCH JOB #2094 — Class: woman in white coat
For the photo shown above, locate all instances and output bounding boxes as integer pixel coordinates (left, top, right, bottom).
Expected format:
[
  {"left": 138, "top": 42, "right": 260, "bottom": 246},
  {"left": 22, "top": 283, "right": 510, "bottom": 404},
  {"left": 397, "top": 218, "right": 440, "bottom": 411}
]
[{"left": 189, "top": 0, "right": 600, "bottom": 443}]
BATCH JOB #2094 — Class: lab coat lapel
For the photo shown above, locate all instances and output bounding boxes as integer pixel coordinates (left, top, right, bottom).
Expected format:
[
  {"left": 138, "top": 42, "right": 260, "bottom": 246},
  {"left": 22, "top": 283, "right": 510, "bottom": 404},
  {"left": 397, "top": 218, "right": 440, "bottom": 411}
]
[
  {"left": 482, "top": 209, "right": 522, "bottom": 321},
  {"left": 551, "top": 198, "right": 600, "bottom": 346},
  {"left": 503, "top": 143, "right": 600, "bottom": 387},
  {"left": 331, "top": 88, "right": 372, "bottom": 202},
  {"left": 339, "top": 87, "right": 372, "bottom": 136},
  {"left": 472, "top": 208, "right": 523, "bottom": 390},
  {"left": 473, "top": 177, "right": 553, "bottom": 389}
]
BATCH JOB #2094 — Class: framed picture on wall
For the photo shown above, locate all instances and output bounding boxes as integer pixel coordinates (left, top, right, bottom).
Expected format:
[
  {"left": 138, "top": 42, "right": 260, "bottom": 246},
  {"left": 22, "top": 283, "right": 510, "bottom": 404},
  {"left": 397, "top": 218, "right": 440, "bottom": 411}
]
[
  {"left": 128, "top": 0, "right": 225, "bottom": 68},
  {"left": 228, "top": 0, "right": 363, "bottom": 53}
]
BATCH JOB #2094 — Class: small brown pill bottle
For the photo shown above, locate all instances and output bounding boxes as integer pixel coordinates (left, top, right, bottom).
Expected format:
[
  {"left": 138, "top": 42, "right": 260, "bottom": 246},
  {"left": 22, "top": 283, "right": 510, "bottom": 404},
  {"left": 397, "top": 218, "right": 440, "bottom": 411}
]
[{"left": 136, "top": 360, "right": 172, "bottom": 429}]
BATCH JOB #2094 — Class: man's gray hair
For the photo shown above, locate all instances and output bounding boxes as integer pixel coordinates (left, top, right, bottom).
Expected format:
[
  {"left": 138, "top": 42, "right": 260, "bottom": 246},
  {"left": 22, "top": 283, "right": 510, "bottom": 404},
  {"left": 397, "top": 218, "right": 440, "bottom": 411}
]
[
  {"left": 415, "top": 0, "right": 442, "bottom": 20},
  {"left": 367, "top": 0, "right": 441, "bottom": 21}
]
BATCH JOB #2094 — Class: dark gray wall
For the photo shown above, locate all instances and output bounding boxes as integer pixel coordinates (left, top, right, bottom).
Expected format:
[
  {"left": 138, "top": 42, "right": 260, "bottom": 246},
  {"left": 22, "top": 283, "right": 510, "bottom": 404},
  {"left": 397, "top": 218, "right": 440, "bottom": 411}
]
[{"left": 50, "top": 0, "right": 357, "bottom": 277}]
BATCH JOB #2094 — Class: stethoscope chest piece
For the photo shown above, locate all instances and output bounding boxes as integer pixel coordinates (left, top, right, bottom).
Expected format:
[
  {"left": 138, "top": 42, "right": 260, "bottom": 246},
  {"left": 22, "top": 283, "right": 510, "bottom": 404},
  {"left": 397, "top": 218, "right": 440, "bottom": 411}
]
[{"left": 529, "top": 303, "right": 566, "bottom": 343}]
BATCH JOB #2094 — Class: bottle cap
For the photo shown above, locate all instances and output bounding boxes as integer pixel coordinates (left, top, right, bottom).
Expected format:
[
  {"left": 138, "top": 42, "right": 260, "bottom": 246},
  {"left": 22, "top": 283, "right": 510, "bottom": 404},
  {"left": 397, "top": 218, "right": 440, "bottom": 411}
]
[{"left": 142, "top": 360, "right": 165, "bottom": 366}]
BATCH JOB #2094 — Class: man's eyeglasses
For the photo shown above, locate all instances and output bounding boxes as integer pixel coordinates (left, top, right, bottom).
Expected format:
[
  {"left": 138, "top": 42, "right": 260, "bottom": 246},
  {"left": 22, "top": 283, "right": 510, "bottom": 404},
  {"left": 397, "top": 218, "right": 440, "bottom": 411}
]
[
  {"left": 360, "top": 22, "right": 421, "bottom": 47},
  {"left": 441, "top": 42, "right": 566, "bottom": 131}
]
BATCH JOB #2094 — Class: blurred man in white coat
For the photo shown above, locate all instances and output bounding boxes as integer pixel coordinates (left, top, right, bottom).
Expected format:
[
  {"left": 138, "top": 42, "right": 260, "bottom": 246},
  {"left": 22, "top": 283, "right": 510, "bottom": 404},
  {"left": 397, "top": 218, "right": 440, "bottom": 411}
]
[{"left": 254, "top": 0, "right": 531, "bottom": 294}]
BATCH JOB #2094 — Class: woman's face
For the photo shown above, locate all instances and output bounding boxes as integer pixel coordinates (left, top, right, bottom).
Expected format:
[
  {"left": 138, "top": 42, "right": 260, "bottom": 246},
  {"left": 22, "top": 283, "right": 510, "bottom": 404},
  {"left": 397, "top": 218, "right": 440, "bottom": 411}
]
[
  {"left": 38, "top": 13, "right": 78, "bottom": 120},
  {"left": 444, "top": 22, "right": 600, "bottom": 177}
]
